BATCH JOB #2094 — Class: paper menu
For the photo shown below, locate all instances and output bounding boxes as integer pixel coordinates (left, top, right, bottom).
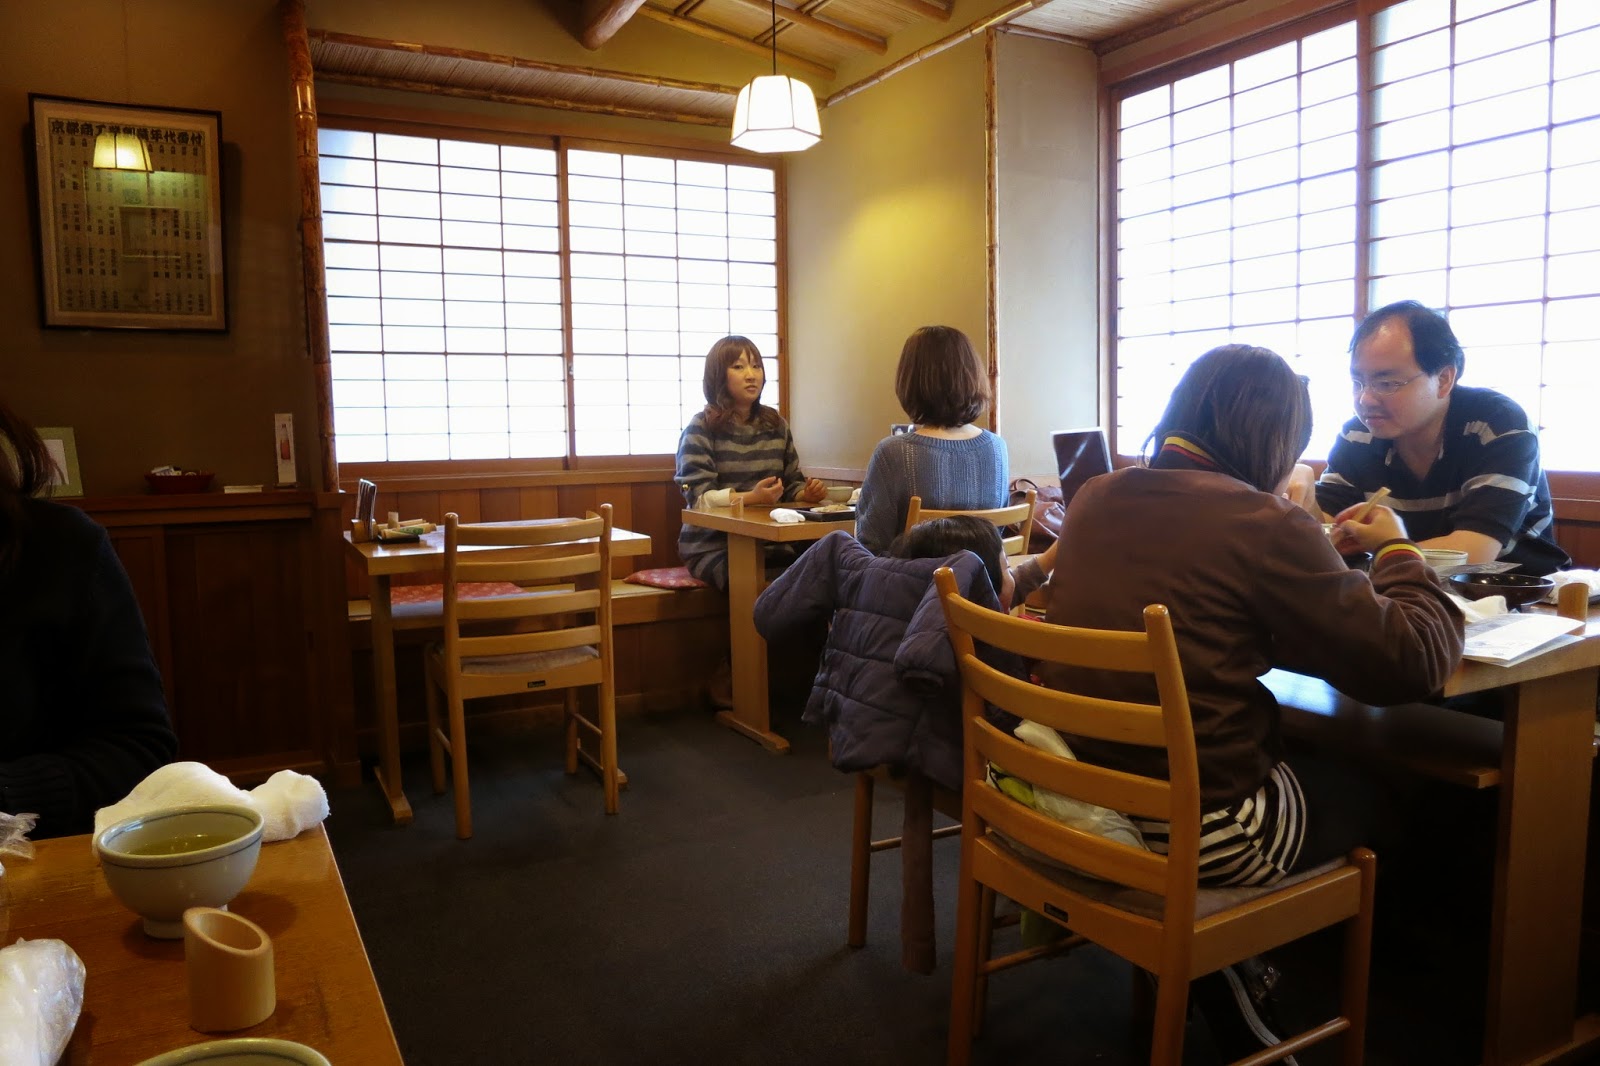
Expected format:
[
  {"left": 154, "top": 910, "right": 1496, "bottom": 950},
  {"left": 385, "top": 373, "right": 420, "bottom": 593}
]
[{"left": 1463, "top": 613, "right": 1585, "bottom": 665}]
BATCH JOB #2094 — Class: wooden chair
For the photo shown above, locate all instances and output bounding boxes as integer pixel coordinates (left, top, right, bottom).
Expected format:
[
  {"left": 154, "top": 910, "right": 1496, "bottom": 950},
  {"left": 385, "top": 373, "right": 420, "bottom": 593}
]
[
  {"left": 424, "top": 507, "right": 620, "bottom": 839},
  {"left": 845, "top": 487, "right": 1041, "bottom": 967},
  {"left": 904, "top": 488, "right": 1036, "bottom": 558},
  {"left": 934, "top": 566, "right": 1376, "bottom": 1066}
]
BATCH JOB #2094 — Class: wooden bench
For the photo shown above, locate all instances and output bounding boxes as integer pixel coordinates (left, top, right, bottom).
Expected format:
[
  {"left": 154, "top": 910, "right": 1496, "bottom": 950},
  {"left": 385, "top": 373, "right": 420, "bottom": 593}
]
[
  {"left": 346, "top": 579, "right": 726, "bottom": 635},
  {"left": 1263, "top": 668, "right": 1598, "bottom": 790}
]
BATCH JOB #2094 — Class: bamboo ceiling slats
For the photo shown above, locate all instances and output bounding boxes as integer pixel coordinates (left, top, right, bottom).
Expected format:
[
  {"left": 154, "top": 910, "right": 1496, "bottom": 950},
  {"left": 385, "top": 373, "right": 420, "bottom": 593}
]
[{"left": 1008, "top": 0, "right": 1238, "bottom": 53}]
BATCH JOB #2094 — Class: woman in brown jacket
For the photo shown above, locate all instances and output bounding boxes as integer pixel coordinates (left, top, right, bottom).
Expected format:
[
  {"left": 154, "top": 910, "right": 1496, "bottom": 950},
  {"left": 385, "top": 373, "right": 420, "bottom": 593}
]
[{"left": 1041, "top": 345, "right": 1464, "bottom": 887}]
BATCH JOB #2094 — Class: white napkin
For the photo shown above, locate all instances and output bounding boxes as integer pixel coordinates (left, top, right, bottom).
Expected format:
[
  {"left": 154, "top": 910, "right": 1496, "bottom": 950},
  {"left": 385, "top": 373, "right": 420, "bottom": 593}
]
[
  {"left": 1447, "top": 592, "right": 1508, "bottom": 622},
  {"left": 93, "top": 761, "right": 329, "bottom": 846},
  {"left": 1545, "top": 569, "right": 1600, "bottom": 604},
  {"left": 848, "top": 488, "right": 861, "bottom": 505},
  {"left": 769, "top": 508, "right": 805, "bottom": 524},
  {"left": 0, "top": 939, "right": 84, "bottom": 1066}
]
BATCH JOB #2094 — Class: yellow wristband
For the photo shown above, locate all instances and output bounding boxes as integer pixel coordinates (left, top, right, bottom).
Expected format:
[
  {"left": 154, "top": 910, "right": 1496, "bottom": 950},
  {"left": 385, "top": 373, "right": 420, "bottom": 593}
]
[{"left": 1373, "top": 542, "right": 1423, "bottom": 566}]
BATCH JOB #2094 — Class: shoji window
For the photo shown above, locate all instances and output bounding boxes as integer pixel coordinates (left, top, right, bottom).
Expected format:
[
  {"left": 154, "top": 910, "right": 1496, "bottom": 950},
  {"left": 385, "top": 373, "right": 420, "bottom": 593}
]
[
  {"left": 1368, "top": 0, "right": 1600, "bottom": 472},
  {"left": 316, "top": 129, "right": 782, "bottom": 464},
  {"left": 565, "top": 147, "right": 779, "bottom": 457},
  {"left": 1110, "top": 0, "right": 1600, "bottom": 473},
  {"left": 1113, "top": 19, "right": 1361, "bottom": 457}
]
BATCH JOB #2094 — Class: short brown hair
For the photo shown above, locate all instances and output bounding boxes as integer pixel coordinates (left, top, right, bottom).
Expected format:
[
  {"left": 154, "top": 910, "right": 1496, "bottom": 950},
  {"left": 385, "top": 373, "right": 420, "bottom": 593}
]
[
  {"left": 1144, "top": 344, "right": 1311, "bottom": 494},
  {"left": 894, "top": 326, "right": 988, "bottom": 427},
  {"left": 700, "top": 335, "right": 779, "bottom": 430},
  {"left": 0, "top": 399, "right": 56, "bottom": 572}
]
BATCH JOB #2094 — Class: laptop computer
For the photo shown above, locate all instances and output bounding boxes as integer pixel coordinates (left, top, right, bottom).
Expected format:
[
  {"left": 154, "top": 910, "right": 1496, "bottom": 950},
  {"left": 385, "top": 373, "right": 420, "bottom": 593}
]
[{"left": 1051, "top": 428, "right": 1111, "bottom": 507}]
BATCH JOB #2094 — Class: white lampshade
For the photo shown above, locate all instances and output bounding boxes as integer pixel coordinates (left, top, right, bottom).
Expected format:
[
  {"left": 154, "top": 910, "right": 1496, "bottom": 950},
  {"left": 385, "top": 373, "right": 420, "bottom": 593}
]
[
  {"left": 731, "top": 75, "right": 821, "bottom": 154},
  {"left": 92, "top": 130, "right": 152, "bottom": 171}
]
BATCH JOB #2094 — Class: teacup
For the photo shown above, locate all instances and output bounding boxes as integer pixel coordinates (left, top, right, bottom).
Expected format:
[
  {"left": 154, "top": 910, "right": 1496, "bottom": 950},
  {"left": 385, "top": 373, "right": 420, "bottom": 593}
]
[
  {"left": 1421, "top": 548, "right": 1469, "bottom": 574},
  {"left": 824, "top": 485, "right": 854, "bottom": 504},
  {"left": 95, "top": 805, "right": 264, "bottom": 938}
]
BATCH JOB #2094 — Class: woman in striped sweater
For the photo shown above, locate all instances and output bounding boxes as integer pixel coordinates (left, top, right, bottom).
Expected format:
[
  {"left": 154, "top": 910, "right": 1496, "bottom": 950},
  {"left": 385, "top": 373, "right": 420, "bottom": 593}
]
[{"left": 675, "top": 336, "right": 826, "bottom": 590}]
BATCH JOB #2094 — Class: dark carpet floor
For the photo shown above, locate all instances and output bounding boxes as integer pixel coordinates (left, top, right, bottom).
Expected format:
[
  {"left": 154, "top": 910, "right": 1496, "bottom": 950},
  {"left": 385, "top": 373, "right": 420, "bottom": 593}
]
[{"left": 321, "top": 707, "right": 1566, "bottom": 1066}]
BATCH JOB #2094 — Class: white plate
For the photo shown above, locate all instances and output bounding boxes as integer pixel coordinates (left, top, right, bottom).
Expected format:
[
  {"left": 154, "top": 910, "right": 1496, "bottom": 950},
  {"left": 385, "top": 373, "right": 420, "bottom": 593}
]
[{"left": 135, "top": 1039, "right": 331, "bottom": 1066}]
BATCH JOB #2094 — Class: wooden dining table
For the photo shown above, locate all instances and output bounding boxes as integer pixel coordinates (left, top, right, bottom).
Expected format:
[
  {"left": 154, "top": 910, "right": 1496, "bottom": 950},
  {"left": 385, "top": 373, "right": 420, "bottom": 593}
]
[
  {"left": 679, "top": 503, "right": 854, "bottom": 752},
  {"left": 345, "top": 521, "right": 652, "bottom": 824},
  {"left": 1266, "top": 602, "right": 1600, "bottom": 1066},
  {"left": 3, "top": 825, "right": 400, "bottom": 1064}
]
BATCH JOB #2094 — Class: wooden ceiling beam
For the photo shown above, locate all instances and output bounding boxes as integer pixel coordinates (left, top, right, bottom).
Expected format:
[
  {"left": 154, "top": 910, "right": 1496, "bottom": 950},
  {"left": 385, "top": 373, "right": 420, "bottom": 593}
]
[
  {"left": 578, "top": 0, "right": 653, "bottom": 49},
  {"left": 635, "top": 6, "right": 836, "bottom": 80},
  {"left": 719, "top": 0, "right": 887, "bottom": 54}
]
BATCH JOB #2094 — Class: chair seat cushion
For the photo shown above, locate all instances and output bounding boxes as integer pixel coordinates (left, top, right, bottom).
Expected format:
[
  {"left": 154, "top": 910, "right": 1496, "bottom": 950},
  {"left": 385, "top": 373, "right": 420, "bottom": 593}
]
[
  {"left": 624, "top": 566, "right": 708, "bottom": 589},
  {"left": 991, "top": 833, "right": 1346, "bottom": 920},
  {"left": 391, "top": 581, "right": 523, "bottom": 619},
  {"left": 459, "top": 644, "right": 599, "bottom": 675}
]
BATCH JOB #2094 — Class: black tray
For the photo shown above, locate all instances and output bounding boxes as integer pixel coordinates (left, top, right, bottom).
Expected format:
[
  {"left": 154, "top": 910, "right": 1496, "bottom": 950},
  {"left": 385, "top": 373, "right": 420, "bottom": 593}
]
[{"left": 799, "top": 506, "right": 856, "bottom": 522}]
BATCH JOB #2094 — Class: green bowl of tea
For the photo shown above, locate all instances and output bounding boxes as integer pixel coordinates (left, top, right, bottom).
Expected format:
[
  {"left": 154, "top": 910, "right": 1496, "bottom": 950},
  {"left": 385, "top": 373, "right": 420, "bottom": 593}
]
[{"left": 94, "top": 805, "right": 264, "bottom": 938}]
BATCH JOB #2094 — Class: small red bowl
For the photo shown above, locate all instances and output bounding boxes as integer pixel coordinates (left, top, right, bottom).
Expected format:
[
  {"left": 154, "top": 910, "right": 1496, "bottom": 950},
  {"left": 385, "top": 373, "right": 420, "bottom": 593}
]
[{"left": 145, "top": 472, "right": 215, "bottom": 495}]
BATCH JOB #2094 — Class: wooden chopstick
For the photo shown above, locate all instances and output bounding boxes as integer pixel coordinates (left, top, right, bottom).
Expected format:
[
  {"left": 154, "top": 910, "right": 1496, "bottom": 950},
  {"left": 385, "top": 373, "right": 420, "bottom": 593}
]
[{"left": 1352, "top": 486, "right": 1391, "bottom": 522}]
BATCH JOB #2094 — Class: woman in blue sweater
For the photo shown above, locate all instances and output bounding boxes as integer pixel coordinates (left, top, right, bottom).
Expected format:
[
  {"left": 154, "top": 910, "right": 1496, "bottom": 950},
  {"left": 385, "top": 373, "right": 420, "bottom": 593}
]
[
  {"left": 854, "top": 326, "right": 1010, "bottom": 553},
  {"left": 0, "top": 402, "right": 176, "bottom": 838}
]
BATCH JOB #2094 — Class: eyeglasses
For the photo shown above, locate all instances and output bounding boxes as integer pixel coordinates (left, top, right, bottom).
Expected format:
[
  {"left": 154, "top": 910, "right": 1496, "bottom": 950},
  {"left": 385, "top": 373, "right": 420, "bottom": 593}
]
[{"left": 1351, "top": 371, "right": 1425, "bottom": 397}]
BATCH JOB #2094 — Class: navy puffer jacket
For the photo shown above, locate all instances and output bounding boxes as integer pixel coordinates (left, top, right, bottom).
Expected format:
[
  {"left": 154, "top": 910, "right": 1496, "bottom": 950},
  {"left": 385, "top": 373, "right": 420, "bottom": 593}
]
[{"left": 753, "top": 530, "right": 1007, "bottom": 791}]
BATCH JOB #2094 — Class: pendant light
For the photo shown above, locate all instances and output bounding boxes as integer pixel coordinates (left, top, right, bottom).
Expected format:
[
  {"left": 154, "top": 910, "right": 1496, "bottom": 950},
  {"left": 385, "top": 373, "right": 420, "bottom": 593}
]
[
  {"left": 92, "top": 127, "right": 152, "bottom": 172},
  {"left": 730, "top": 0, "right": 821, "bottom": 153}
]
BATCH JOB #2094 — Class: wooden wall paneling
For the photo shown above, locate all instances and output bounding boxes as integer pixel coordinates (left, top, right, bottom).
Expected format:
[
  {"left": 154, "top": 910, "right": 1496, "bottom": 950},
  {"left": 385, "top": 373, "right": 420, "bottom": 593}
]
[
  {"left": 518, "top": 485, "right": 561, "bottom": 520},
  {"left": 631, "top": 480, "right": 682, "bottom": 571},
  {"left": 165, "top": 524, "right": 317, "bottom": 772},
  {"left": 435, "top": 488, "right": 482, "bottom": 524},
  {"left": 312, "top": 496, "right": 360, "bottom": 786},
  {"left": 107, "top": 527, "right": 173, "bottom": 714},
  {"left": 478, "top": 486, "right": 523, "bottom": 522}
]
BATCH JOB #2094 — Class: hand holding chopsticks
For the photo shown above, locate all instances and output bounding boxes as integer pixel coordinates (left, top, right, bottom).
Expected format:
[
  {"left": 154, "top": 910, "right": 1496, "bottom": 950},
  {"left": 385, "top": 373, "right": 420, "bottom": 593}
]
[{"left": 1351, "top": 486, "right": 1391, "bottom": 523}]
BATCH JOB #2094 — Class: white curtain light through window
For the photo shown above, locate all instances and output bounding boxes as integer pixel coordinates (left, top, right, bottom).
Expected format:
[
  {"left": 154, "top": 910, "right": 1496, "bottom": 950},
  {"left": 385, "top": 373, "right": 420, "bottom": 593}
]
[{"left": 317, "top": 130, "right": 781, "bottom": 463}]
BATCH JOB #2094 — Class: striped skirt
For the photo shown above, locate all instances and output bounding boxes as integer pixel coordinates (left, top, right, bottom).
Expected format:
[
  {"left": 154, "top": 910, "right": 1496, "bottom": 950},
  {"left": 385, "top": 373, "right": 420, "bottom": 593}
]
[{"left": 1129, "top": 761, "right": 1307, "bottom": 887}]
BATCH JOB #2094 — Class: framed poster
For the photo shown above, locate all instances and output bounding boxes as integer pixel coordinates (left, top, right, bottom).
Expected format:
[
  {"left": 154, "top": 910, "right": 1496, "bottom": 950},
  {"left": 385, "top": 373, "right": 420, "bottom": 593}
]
[{"left": 30, "top": 95, "right": 226, "bottom": 331}]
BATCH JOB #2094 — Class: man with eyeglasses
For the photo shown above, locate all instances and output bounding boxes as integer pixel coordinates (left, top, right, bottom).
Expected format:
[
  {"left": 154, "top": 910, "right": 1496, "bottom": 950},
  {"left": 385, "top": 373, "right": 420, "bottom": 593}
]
[{"left": 1295, "top": 300, "right": 1569, "bottom": 575}]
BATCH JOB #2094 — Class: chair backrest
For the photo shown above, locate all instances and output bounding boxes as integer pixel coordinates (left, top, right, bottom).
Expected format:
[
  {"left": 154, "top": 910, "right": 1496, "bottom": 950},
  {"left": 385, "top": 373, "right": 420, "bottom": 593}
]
[
  {"left": 933, "top": 565, "right": 1200, "bottom": 911},
  {"left": 904, "top": 488, "right": 1036, "bottom": 558},
  {"left": 440, "top": 505, "right": 614, "bottom": 669},
  {"left": 1050, "top": 427, "right": 1112, "bottom": 508}
]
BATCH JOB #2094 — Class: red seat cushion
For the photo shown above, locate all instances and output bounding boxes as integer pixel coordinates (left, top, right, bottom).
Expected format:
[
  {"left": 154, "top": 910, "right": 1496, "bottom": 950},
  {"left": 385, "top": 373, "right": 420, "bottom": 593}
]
[{"left": 623, "top": 566, "right": 708, "bottom": 590}]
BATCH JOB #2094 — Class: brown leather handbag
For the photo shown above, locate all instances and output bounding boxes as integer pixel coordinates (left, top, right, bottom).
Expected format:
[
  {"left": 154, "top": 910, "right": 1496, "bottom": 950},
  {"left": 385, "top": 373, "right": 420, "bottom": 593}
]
[{"left": 1008, "top": 478, "right": 1065, "bottom": 552}]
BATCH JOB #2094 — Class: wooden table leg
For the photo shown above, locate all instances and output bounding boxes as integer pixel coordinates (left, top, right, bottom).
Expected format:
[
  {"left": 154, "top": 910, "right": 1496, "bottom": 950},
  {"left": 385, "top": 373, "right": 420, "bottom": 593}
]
[
  {"left": 367, "top": 575, "right": 413, "bottom": 825},
  {"left": 714, "top": 533, "right": 790, "bottom": 753},
  {"left": 1483, "top": 666, "right": 1599, "bottom": 1065}
]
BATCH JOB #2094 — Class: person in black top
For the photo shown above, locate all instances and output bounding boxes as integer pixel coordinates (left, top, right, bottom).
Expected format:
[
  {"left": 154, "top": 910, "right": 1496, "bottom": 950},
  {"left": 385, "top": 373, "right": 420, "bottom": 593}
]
[
  {"left": 0, "top": 401, "right": 177, "bottom": 838},
  {"left": 1298, "top": 301, "right": 1570, "bottom": 575}
]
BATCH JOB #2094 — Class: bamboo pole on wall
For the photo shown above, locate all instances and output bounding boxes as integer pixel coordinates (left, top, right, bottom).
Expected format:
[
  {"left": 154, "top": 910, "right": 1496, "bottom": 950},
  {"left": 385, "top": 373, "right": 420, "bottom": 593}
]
[
  {"left": 983, "top": 29, "right": 999, "bottom": 435},
  {"left": 282, "top": 0, "right": 337, "bottom": 492}
]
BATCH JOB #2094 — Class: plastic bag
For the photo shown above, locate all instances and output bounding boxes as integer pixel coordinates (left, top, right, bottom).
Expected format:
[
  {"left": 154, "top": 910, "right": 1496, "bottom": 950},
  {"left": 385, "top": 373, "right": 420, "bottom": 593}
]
[
  {"left": 0, "top": 812, "right": 37, "bottom": 877},
  {"left": 0, "top": 938, "right": 86, "bottom": 1066},
  {"left": 992, "top": 721, "right": 1146, "bottom": 850}
]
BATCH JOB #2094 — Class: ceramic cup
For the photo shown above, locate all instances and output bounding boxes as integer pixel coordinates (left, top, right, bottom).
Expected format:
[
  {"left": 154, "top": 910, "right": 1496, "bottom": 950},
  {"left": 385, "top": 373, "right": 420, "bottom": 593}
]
[{"left": 184, "top": 907, "right": 276, "bottom": 1033}]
